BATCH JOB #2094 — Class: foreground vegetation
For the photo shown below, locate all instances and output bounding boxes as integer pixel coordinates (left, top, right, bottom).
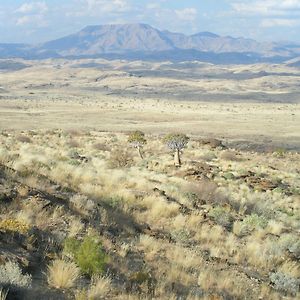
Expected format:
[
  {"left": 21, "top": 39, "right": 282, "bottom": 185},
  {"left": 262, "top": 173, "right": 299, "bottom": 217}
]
[{"left": 0, "top": 129, "right": 299, "bottom": 299}]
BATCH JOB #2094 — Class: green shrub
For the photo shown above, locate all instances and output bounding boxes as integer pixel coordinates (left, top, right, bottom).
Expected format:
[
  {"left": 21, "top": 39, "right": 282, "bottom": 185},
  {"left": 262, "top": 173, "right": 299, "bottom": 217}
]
[
  {"left": 233, "top": 214, "right": 268, "bottom": 236},
  {"left": 243, "top": 214, "right": 268, "bottom": 229},
  {"left": 64, "top": 236, "right": 107, "bottom": 276},
  {"left": 208, "top": 206, "right": 234, "bottom": 230}
]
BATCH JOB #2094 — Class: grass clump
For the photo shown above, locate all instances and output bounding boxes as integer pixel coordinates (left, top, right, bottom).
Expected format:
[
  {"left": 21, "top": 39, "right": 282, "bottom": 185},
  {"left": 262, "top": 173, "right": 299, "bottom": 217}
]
[
  {"left": 0, "top": 288, "right": 8, "bottom": 300},
  {"left": 75, "top": 276, "right": 111, "bottom": 300},
  {"left": 47, "top": 259, "right": 80, "bottom": 289},
  {"left": 64, "top": 235, "right": 108, "bottom": 276}
]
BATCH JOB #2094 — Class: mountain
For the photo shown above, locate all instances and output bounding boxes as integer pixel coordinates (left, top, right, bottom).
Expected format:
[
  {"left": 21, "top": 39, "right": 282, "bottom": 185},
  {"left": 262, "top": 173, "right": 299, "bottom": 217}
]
[{"left": 1, "top": 23, "right": 300, "bottom": 64}]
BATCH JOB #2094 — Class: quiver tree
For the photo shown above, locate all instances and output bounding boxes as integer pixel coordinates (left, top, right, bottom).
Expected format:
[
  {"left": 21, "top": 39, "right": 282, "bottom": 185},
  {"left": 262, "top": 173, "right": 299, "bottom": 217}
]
[
  {"left": 128, "top": 130, "right": 147, "bottom": 159},
  {"left": 164, "top": 133, "right": 189, "bottom": 167}
]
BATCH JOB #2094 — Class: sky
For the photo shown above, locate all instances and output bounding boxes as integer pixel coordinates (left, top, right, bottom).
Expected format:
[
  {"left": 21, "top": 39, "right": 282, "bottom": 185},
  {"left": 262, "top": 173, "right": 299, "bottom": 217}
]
[{"left": 1, "top": 0, "right": 300, "bottom": 44}]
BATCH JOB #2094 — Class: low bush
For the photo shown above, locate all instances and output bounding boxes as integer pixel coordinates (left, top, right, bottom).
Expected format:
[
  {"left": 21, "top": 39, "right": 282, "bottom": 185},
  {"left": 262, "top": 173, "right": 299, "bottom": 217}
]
[
  {"left": 107, "top": 148, "right": 134, "bottom": 168},
  {"left": 233, "top": 214, "right": 268, "bottom": 236},
  {"left": 70, "top": 194, "right": 96, "bottom": 216},
  {"left": 270, "top": 272, "right": 300, "bottom": 295},
  {"left": 183, "top": 181, "right": 227, "bottom": 208},
  {"left": 208, "top": 206, "right": 234, "bottom": 230},
  {"left": 0, "top": 219, "right": 30, "bottom": 234},
  {"left": 64, "top": 235, "right": 108, "bottom": 276},
  {"left": 16, "top": 135, "right": 32, "bottom": 143},
  {"left": 220, "top": 150, "right": 240, "bottom": 161},
  {"left": 93, "top": 143, "right": 109, "bottom": 151},
  {"left": 0, "top": 261, "right": 32, "bottom": 290}
]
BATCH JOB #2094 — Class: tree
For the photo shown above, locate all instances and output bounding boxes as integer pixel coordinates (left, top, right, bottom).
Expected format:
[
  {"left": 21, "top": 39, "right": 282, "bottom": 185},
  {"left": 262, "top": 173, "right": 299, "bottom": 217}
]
[
  {"left": 128, "top": 131, "right": 147, "bottom": 159},
  {"left": 164, "top": 133, "right": 189, "bottom": 167}
]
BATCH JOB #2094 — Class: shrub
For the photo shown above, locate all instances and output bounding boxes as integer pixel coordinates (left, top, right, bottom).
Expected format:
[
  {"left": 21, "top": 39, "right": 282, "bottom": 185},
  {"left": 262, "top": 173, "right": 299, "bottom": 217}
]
[
  {"left": 208, "top": 206, "right": 234, "bottom": 230},
  {"left": 233, "top": 214, "right": 268, "bottom": 236},
  {"left": 70, "top": 194, "right": 96, "bottom": 216},
  {"left": 0, "top": 219, "right": 30, "bottom": 234},
  {"left": 93, "top": 143, "right": 109, "bottom": 151},
  {"left": 270, "top": 272, "right": 300, "bottom": 295},
  {"left": 16, "top": 135, "right": 31, "bottom": 143},
  {"left": 0, "top": 261, "right": 32, "bottom": 289},
  {"left": 64, "top": 236, "right": 107, "bottom": 276},
  {"left": 183, "top": 181, "right": 226, "bottom": 208},
  {"left": 68, "top": 139, "right": 80, "bottom": 148},
  {"left": 220, "top": 150, "right": 240, "bottom": 161},
  {"left": 200, "top": 151, "right": 217, "bottom": 162},
  {"left": 47, "top": 259, "right": 80, "bottom": 289},
  {"left": 108, "top": 148, "right": 133, "bottom": 168}
]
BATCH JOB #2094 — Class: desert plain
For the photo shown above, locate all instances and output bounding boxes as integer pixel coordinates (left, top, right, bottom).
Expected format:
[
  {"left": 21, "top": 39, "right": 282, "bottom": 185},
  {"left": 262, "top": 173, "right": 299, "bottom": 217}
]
[{"left": 0, "top": 58, "right": 299, "bottom": 299}]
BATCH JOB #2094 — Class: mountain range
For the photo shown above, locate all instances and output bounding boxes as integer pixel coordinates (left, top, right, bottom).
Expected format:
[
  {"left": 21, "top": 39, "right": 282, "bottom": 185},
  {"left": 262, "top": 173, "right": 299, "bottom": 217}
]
[{"left": 1, "top": 23, "right": 300, "bottom": 64}]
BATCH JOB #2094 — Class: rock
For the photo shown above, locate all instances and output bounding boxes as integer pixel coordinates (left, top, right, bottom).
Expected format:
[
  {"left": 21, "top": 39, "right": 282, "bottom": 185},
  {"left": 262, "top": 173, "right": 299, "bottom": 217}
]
[
  {"left": 199, "top": 138, "right": 225, "bottom": 149},
  {"left": 176, "top": 161, "right": 216, "bottom": 181}
]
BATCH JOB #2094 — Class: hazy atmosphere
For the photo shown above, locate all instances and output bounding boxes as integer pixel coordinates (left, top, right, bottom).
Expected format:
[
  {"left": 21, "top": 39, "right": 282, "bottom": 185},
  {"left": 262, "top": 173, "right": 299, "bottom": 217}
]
[{"left": 1, "top": 0, "right": 300, "bottom": 43}]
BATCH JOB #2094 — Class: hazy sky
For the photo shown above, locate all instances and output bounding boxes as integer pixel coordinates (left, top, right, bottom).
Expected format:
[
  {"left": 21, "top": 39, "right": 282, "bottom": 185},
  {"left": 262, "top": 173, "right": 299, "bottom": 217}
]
[{"left": 1, "top": 0, "right": 300, "bottom": 44}]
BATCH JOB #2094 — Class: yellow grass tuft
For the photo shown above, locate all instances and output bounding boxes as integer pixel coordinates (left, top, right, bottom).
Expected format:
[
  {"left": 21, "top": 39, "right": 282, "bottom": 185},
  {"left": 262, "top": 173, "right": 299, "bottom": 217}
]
[{"left": 47, "top": 259, "right": 80, "bottom": 289}]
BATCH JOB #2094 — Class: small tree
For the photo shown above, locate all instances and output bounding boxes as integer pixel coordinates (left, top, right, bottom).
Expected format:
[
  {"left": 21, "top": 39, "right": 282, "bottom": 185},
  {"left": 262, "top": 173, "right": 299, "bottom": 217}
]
[
  {"left": 164, "top": 133, "right": 189, "bottom": 167},
  {"left": 128, "top": 131, "right": 147, "bottom": 159}
]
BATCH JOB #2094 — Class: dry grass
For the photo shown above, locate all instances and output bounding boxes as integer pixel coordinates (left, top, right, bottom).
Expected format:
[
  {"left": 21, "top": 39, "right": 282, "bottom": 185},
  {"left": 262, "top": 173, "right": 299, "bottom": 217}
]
[
  {"left": 88, "top": 276, "right": 112, "bottom": 299},
  {"left": 47, "top": 259, "right": 80, "bottom": 289},
  {"left": 0, "top": 128, "right": 299, "bottom": 299},
  {"left": 0, "top": 289, "right": 8, "bottom": 300}
]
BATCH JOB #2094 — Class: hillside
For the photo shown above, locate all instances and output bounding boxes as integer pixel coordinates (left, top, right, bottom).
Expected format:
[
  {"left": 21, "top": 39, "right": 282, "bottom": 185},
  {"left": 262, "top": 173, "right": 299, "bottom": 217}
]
[{"left": 0, "top": 130, "right": 299, "bottom": 299}]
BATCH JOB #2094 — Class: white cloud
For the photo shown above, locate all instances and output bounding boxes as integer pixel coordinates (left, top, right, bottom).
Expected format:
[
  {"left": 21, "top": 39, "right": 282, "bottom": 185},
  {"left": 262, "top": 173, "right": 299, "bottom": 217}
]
[
  {"left": 261, "top": 18, "right": 300, "bottom": 27},
  {"left": 175, "top": 8, "right": 198, "bottom": 21},
  {"left": 66, "top": 0, "right": 132, "bottom": 17},
  {"left": 15, "top": 2, "right": 48, "bottom": 27},
  {"left": 85, "top": 0, "right": 130, "bottom": 14},
  {"left": 16, "top": 14, "right": 48, "bottom": 27},
  {"left": 16, "top": 2, "right": 48, "bottom": 14},
  {"left": 231, "top": 0, "right": 300, "bottom": 16}
]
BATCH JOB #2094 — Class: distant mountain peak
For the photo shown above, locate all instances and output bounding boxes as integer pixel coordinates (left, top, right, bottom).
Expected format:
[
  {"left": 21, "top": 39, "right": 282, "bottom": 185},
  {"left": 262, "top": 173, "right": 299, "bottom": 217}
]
[
  {"left": 191, "top": 32, "right": 219, "bottom": 38},
  {"left": 1, "top": 23, "right": 300, "bottom": 63}
]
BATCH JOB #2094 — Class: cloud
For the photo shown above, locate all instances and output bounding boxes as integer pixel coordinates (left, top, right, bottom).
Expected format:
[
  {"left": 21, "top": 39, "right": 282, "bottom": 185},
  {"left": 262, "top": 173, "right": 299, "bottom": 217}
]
[
  {"left": 16, "top": 2, "right": 48, "bottom": 14},
  {"left": 15, "top": 2, "right": 48, "bottom": 27},
  {"left": 83, "top": 0, "right": 131, "bottom": 15},
  {"left": 231, "top": 0, "right": 300, "bottom": 16},
  {"left": 175, "top": 8, "right": 198, "bottom": 21},
  {"left": 261, "top": 18, "right": 300, "bottom": 27},
  {"left": 16, "top": 14, "right": 48, "bottom": 27}
]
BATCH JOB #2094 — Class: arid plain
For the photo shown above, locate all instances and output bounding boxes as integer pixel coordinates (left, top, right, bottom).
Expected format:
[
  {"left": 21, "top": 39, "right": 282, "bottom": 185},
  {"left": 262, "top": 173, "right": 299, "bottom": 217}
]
[
  {"left": 0, "top": 59, "right": 300, "bottom": 299},
  {"left": 0, "top": 59, "right": 299, "bottom": 150}
]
